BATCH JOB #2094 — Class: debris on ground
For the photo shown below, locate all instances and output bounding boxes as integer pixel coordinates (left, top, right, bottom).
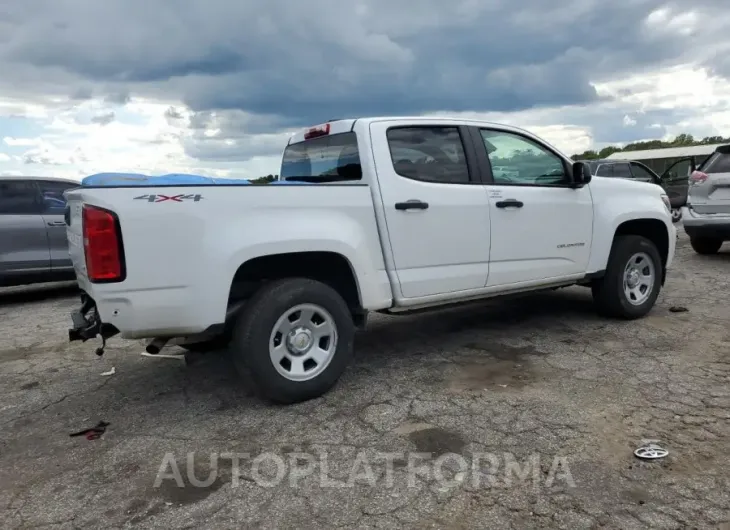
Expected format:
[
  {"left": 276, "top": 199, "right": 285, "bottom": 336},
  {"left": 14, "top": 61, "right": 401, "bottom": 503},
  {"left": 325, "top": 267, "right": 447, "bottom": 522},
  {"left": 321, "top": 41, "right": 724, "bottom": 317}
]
[
  {"left": 634, "top": 442, "right": 669, "bottom": 460},
  {"left": 140, "top": 351, "right": 185, "bottom": 361},
  {"left": 69, "top": 421, "right": 110, "bottom": 441},
  {"left": 100, "top": 367, "right": 116, "bottom": 376},
  {"left": 669, "top": 306, "right": 689, "bottom": 313}
]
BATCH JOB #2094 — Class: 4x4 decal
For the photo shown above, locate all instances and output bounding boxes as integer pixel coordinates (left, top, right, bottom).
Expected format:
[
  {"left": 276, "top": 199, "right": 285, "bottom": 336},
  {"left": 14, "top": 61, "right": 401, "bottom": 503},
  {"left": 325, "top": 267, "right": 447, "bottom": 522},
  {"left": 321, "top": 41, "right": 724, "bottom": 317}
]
[{"left": 133, "top": 194, "right": 203, "bottom": 203}]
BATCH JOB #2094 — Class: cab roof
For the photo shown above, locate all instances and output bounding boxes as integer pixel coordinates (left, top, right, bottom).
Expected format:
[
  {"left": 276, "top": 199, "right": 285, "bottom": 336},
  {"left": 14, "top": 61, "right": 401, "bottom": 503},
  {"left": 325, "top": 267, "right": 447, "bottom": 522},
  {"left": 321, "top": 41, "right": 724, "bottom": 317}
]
[
  {"left": 0, "top": 174, "right": 80, "bottom": 185},
  {"left": 287, "top": 116, "right": 548, "bottom": 146}
]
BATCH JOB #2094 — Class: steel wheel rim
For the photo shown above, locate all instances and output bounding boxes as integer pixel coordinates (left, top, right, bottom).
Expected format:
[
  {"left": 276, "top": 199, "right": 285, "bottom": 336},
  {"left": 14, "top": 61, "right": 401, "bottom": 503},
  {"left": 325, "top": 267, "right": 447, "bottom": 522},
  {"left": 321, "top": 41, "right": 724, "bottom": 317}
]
[
  {"left": 623, "top": 252, "right": 655, "bottom": 306},
  {"left": 269, "top": 303, "right": 338, "bottom": 382}
]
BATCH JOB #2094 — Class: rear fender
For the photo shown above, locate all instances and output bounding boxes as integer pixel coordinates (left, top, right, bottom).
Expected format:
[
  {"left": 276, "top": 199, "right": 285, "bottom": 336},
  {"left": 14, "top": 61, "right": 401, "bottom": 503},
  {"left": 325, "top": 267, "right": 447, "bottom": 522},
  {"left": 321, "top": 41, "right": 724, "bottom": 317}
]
[{"left": 206, "top": 210, "right": 390, "bottom": 323}]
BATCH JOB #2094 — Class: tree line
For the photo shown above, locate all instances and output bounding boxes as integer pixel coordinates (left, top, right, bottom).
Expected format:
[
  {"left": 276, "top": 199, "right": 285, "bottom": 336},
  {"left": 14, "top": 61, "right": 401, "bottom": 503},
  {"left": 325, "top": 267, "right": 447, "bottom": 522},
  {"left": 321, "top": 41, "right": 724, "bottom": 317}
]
[
  {"left": 570, "top": 133, "right": 730, "bottom": 161},
  {"left": 249, "top": 174, "right": 278, "bottom": 184}
]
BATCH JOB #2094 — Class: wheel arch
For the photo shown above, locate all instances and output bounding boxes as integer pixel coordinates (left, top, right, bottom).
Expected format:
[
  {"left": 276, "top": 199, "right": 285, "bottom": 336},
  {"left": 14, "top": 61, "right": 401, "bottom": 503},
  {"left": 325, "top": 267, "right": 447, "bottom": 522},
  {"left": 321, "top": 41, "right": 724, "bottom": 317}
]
[
  {"left": 612, "top": 218, "right": 670, "bottom": 284},
  {"left": 227, "top": 251, "right": 366, "bottom": 324}
]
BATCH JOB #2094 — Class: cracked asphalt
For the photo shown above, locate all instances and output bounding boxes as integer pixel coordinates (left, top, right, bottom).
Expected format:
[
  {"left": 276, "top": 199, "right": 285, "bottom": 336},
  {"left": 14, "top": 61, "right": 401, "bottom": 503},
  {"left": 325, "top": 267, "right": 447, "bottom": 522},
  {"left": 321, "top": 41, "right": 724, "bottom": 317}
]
[{"left": 1, "top": 229, "right": 729, "bottom": 529}]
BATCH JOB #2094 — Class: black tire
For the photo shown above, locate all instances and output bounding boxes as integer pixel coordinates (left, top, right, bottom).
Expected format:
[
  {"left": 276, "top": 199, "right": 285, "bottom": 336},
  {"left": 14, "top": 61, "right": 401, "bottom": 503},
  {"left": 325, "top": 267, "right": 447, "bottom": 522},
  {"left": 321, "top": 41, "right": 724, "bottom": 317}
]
[
  {"left": 591, "top": 235, "right": 663, "bottom": 319},
  {"left": 689, "top": 237, "right": 723, "bottom": 255},
  {"left": 180, "top": 335, "right": 230, "bottom": 353},
  {"left": 230, "top": 278, "right": 355, "bottom": 404},
  {"left": 671, "top": 208, "right": 682, "bottom": 223}
]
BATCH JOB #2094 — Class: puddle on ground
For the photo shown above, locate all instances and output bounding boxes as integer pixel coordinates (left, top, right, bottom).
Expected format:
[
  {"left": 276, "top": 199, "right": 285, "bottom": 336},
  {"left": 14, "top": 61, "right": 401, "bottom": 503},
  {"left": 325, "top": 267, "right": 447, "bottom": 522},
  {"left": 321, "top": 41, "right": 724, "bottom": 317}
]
[
  {"left": 461, "top": 342, "right": 545, "bottom": 360},
  {"left": 150, "top": 457, "right": 226, "bottom": 505},
  {"left": 408, "top": 427, "right": 466, "bottom": 456},
  {"left": 621, "top": 487, "right": 650, "bottom": 504},
  {"left": 447, "top": 361, "right": 532, "bottom": 392},
  {"left": 444, "top": 342, "right": 545, "bottom": 392}
]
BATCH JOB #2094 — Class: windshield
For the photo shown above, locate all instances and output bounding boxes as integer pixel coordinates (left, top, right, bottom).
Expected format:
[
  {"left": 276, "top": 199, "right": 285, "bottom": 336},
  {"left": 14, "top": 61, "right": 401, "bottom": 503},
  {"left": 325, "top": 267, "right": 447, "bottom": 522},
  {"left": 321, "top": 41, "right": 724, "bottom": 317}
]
[{"left": 280, "top": 132, "right": 361, "bottom": 183}]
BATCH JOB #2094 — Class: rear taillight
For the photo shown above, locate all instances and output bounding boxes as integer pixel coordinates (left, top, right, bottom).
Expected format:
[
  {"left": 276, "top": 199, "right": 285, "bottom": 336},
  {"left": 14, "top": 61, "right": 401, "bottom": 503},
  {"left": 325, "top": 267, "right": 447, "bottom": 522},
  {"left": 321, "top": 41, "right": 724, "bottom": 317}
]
[
  {"left": 82, "top": 204, "right": 125, "bottom": 282},
  {"left": 690, "top": 171, "right": 708, "bottom": 184},
  {"left": 304, "top": 123, "right": 330, "bottom": 140}
]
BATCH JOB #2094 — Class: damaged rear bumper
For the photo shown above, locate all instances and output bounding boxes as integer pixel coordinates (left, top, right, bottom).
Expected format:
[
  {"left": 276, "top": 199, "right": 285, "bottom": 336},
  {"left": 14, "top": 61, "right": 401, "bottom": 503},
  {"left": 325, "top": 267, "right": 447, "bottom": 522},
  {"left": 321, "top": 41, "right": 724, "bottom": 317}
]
[{"left": 68, "top": 292, "right": 119, "bottom": 353}]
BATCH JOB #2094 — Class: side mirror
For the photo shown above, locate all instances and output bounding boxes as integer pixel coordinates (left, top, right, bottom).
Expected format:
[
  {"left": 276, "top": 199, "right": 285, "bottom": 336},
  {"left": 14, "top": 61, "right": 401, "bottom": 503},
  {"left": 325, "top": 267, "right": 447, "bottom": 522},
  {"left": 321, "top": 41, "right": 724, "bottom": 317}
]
[{"left": 571, "top": 161, "right": 592, "bottom": 187}]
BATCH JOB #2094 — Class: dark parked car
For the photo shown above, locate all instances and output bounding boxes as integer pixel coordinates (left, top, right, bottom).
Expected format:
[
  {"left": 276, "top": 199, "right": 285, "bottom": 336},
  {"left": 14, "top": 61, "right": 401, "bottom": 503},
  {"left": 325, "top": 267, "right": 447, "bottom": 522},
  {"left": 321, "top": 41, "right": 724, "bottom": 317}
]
[
  {"left": 582, "top": 158, "right": 694, "bottom": 223},
  {"left": 0, "top": 175, "right": 80, "bottom": 287}
]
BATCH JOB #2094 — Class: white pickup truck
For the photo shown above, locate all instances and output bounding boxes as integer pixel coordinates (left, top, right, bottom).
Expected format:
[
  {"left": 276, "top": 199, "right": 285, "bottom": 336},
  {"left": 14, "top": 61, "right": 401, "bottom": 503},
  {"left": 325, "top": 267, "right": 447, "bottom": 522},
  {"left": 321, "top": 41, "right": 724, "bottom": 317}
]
[{"left": 65, "top": 117, "right": 676, "bottom": 404}]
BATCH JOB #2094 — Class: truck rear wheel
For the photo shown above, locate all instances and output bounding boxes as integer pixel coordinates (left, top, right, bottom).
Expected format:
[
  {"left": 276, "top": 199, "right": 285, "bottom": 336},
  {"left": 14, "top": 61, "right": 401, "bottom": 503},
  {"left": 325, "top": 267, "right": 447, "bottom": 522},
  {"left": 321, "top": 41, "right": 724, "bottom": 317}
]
[
  {"left": 230, "top": 278, "right": 355, "bottom": 404},
  {"left": 591, "top": 235, "right": 663, "bottom": 319},
  {"left": 689, "top": 237, "right": 723, "bottom": 255}
]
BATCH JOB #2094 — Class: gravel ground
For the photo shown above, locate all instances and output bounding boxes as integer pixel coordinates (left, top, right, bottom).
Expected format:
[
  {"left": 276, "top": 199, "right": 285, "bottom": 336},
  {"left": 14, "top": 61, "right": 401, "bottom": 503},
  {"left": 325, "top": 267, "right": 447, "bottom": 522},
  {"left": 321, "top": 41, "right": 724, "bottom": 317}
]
[{"left": 1, "top": 229, "right": 729, "bottom": 529}]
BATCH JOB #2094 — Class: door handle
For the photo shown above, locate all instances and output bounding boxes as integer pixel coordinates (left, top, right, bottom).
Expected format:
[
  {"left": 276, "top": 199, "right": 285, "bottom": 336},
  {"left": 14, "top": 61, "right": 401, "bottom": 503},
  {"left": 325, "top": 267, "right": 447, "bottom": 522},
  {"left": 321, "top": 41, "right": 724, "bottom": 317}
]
[
  {"left": 47, "top": 221, "right": 66, "bottom": 226},
  {"left": 495, "top": 199, "right": 523, "bottom": 208},
  {"left": 395, "top": 200, "right": 429, "bottom": 211}
]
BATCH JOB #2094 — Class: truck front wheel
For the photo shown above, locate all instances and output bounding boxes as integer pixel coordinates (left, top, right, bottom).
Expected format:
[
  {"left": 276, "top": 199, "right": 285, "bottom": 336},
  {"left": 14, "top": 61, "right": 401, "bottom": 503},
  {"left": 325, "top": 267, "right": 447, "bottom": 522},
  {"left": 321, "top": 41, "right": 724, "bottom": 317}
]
[
  {"left": 230, "top": 278, "right": 355, "bottom": 404},
  {"left": 591, "top": 235, "right": 663, "bottom": 319}
]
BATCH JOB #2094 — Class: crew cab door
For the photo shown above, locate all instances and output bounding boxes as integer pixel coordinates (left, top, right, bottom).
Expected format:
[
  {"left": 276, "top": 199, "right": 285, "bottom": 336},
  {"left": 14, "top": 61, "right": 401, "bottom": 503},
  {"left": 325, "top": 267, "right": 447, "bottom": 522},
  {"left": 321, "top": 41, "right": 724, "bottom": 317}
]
[
  {"left": 469, "top": 126, "right": 593, "bottom": 287},
  {"left": 0, "top": 179, "right": 51, "bottom": 278},
  {"left": 37, "top": 180, "right": 77, "bottom": 272},
  {"left": 369, "top": 122, "right": 491, "bottom": 299}
]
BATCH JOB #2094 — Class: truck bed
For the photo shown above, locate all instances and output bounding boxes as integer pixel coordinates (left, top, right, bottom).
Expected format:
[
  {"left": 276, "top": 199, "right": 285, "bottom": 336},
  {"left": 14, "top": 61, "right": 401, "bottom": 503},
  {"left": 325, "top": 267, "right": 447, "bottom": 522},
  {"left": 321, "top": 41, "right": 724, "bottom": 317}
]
[{"left": 65, "top": 182, "right": 390, "bottom": 338}]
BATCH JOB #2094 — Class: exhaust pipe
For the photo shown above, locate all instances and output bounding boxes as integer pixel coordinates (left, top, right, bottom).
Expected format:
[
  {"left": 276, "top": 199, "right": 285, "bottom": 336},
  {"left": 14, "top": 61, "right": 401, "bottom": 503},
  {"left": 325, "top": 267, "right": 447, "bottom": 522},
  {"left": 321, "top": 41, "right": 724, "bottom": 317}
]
[{"left": 145, "top": 337, "right": 169, "bottom": 354}]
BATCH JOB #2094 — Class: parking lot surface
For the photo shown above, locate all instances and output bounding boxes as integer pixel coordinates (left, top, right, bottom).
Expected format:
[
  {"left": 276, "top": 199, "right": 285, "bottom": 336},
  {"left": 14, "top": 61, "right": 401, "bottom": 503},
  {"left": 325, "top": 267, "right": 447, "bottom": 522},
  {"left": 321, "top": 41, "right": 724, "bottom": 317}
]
[{"left": 1, "top": 229, "right": 729, "bottom": 529}]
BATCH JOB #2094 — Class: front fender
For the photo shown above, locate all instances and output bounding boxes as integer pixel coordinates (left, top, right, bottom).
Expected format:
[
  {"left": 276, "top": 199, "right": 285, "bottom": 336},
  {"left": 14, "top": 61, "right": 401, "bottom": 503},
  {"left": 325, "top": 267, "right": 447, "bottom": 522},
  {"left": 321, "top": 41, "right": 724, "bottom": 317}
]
[{"left": 587, "top": 189, "right": 673, "bottom": 273}]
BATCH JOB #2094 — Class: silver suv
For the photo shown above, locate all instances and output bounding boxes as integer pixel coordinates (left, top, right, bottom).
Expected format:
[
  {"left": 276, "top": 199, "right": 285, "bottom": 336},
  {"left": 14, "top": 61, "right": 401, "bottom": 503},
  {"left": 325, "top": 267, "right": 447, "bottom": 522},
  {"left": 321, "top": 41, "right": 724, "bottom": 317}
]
[
  {"left": 0, "top": 175, "right": 80, "bottom": 287},
  {"left": 682, "top": 145, "right": 730, "bottom": 254}
]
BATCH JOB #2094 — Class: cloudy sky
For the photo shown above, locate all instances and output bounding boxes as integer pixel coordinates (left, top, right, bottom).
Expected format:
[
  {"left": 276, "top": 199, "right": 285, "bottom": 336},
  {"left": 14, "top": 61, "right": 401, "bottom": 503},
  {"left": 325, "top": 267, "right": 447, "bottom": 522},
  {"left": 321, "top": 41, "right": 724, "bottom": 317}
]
[{"left": 1, "top": 0, "right": 729, "bottom": 180}]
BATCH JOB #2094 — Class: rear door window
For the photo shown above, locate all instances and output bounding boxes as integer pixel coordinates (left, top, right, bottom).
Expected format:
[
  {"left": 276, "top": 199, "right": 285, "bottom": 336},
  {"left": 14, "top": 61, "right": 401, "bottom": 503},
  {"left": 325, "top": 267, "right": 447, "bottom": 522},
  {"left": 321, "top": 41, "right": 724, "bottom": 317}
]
[
  {"left": 387, "top": 126, "right": 471, "bottom": 184},
  {"left": 612, "top": 163, "right": 632, "bottom": 178},
  {"left": 0, "top": 180, "right": 41, "bottom": 215},
  {"left": 280, "top": 132, "right": 361, "bottom": 183}
]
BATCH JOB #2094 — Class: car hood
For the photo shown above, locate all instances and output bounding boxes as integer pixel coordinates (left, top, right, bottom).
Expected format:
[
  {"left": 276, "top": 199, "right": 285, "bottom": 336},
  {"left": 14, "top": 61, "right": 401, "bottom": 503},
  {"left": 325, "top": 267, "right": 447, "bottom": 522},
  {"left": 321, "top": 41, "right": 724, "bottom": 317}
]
[{"left": 590, "top": 175, "right": 665, "bottom": 196}]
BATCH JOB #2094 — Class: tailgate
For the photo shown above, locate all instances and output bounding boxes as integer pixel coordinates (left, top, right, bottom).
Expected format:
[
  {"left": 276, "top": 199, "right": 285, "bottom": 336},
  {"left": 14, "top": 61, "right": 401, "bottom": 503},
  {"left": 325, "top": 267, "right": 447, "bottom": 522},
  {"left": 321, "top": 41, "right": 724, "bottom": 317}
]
[
  {"left": 690, "top": 148, "right": 730, "bottom": 214},
  {"left": 64, "top": 192, "right": 89, "bottom": 285},
  {"left": 689, "top": 171, "right": 730, "bottom": 215}
]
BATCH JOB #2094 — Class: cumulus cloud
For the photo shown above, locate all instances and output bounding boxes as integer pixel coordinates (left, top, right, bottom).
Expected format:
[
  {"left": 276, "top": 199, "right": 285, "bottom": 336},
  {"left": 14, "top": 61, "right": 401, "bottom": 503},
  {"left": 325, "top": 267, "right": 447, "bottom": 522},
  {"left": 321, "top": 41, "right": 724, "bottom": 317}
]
[
  {"left": 0, "top": 0, "right": 729, "bottom": 176},
  {"left": 4, "top": 137, "right": 39, "bottom": 147},
  {"left": 3, "top": 0, "right": 729, "bottom": 122},
  {"left": 90, "top": 111, "right": 115, "bottom": 125}
]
